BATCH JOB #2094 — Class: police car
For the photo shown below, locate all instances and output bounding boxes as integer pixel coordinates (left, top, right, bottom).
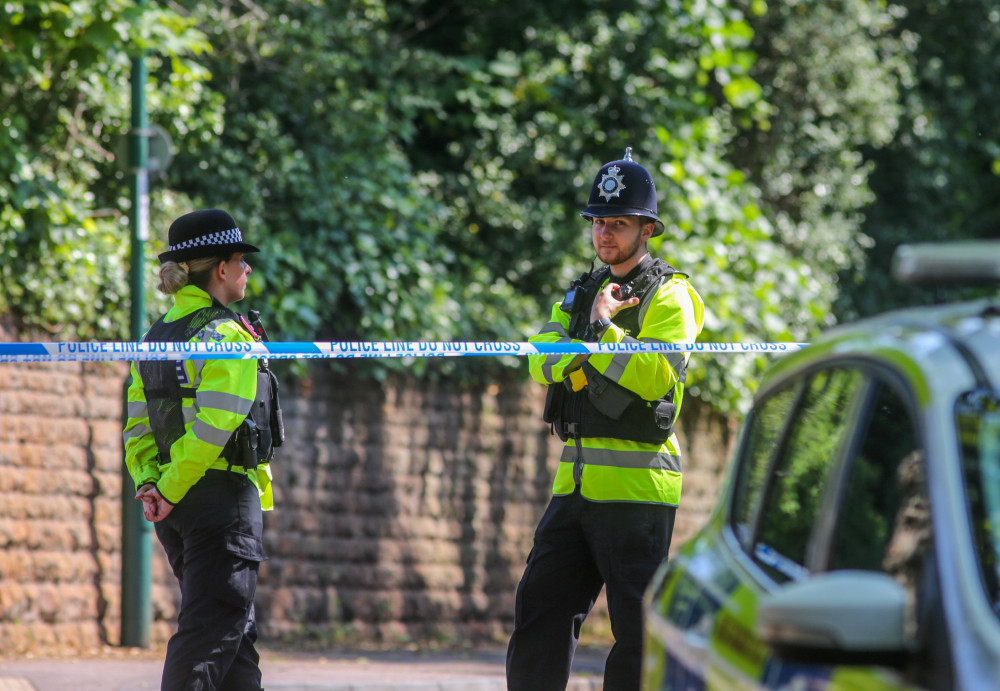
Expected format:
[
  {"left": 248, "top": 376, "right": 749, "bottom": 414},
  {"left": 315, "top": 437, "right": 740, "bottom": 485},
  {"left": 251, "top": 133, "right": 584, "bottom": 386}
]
[{"left": 642, "top": 242, "right": 1000, "bottom": 690}]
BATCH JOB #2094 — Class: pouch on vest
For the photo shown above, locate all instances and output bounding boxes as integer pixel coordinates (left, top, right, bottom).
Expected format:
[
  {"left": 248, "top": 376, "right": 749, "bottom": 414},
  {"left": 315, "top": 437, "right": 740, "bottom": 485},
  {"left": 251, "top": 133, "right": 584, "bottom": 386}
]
[
  {"left": 654, "top": 400, "right": 677, "bottom": 432},
  {"left": 233, "top": 418, "right": 260, "bottom": 470},
  {"left": 249, "top": 368, "right": 274, "bottom": 457},
  {"left": 246, "top": 309, "right": 285, "bottom": 452},
  {"left": 543, "top": 382, "right": 584, "bottom": 442},
  {"left": 267, "top": 368, "right": 285, "bottom": 448},
  {"left": 232, "top": 364, "right": 283, "bottom": 467},
  {"left": 583, "top": 362, "right": 633, "bottom": 420},
  {"left": 582, "top": 362, "right": 676, "bottom": 438}
]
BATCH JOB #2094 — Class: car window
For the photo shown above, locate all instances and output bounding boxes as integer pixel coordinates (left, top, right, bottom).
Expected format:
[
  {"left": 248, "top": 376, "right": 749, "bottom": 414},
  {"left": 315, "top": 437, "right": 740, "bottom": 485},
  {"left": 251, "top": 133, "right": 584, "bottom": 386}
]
[
  {"left": 828, "top": 381, "right": 921, "bottom": 573},
  {"left": 730, "top": 383, "right": 800, "bottom": 550},
  {"left": 753, "top": 368, "right": 865, "bottom": 582},
  {"left": 957, "top": 389, "right": 1000, "bottom": 614}
]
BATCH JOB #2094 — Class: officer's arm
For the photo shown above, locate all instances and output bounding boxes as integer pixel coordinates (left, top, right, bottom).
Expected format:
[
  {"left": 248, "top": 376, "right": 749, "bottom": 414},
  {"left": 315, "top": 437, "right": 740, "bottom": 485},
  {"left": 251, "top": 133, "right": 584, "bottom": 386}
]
[
  {"left": 528, "top": 300, "right": 588, "bottom": 385},
  {"left": 586, "top": 278, "right": 704, "bottom": 400},
  {"left": 123, "top": 361, "right": 162, "bottom": 489},
  {"left": 155, "top": 326, "right": 257, "bottom": 504}
]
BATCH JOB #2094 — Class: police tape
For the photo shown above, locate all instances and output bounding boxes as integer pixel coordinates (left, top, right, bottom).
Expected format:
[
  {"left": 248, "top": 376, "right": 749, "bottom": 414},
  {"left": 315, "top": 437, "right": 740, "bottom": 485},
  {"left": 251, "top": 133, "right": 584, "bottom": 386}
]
[{"left": 0, "top": 341, "right": 809, "bottom": 363}]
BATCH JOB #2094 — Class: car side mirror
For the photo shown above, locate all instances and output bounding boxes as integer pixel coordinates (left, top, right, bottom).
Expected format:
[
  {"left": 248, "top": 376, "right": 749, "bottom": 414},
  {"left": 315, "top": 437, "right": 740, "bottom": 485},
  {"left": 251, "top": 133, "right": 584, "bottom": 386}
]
[{"left": 758, "top": 571, "right": 914, "bottom": 666}]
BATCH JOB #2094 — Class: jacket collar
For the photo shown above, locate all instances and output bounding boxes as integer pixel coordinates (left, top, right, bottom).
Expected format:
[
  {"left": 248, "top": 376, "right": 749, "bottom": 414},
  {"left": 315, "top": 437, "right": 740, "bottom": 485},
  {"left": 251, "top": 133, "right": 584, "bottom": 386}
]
[{"left": 165, "top": 286, "right": 227, "bottom": 320}]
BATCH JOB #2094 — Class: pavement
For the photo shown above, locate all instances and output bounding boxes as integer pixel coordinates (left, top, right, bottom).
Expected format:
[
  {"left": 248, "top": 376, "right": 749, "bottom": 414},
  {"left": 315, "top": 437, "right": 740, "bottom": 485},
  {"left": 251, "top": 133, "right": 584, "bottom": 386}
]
[{"left": 0, "top": 646, "right": 606, "bottom": 691}]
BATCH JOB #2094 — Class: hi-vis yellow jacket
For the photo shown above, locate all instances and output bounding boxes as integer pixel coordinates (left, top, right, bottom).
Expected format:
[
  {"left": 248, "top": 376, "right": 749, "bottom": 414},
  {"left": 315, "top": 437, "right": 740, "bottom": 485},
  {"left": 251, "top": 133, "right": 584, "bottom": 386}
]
[
  {"left": 123, "top": 286, "right": 274, "bottom": 510},
  {"left": 529, "top": 272, "right": 704, "bottom": 505}
]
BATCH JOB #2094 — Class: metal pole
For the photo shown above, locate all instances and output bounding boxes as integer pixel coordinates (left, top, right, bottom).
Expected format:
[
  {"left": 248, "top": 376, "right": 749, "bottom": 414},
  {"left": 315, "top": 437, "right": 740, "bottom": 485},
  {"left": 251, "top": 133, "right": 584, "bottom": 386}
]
[{"left": 121, "top": 0, "right": 152, "bottom": 648}]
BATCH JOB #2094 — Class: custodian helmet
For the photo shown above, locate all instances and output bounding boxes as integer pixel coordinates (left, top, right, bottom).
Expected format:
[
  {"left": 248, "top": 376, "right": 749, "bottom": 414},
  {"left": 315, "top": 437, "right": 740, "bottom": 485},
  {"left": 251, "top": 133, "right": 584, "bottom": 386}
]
[
  {"left": 158, "top": 209, "right": 260, "bottom": 264},
  {"left": 581, "top": 147, "right": 664, "bottom": 237}
]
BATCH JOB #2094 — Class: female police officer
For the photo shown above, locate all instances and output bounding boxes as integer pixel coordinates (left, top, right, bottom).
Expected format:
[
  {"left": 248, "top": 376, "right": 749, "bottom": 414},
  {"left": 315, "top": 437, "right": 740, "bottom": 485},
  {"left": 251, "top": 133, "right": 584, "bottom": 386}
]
[{"left": 123, "top": 209, "right": 282, "bottom": 691}]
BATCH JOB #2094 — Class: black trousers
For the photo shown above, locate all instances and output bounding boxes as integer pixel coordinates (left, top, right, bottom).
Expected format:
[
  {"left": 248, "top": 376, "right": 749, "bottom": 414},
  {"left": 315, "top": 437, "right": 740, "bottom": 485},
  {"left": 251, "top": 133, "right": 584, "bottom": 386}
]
[
  {"left": 506, "top": 489, "right": 676, "bottom": 691},
  {"left": 154, "top": 470, "right": 268, "bottom": 691}
]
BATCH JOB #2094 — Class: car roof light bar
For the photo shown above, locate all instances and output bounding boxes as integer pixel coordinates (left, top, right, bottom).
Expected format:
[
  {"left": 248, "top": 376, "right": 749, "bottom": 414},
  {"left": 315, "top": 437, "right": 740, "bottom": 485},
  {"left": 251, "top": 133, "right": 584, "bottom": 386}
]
[{"left": 893, "top": 241, "right": 1000, "bottom": 286}]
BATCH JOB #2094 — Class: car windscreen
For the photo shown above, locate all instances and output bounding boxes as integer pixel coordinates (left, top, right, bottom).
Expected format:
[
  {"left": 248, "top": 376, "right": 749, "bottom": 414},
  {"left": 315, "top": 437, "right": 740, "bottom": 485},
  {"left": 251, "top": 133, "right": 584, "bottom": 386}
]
[{"left": 956, "top": 388, "right": 1000, "bottom": 614}]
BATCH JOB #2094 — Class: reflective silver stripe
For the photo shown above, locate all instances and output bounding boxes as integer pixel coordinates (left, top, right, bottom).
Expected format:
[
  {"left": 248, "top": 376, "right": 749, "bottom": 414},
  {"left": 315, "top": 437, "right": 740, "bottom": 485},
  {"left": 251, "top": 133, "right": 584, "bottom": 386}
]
[
  {"left": 633, "top": 337, "right": 688, "bottom": 382},
  {"left": 603, "top": 351, "right": 632, "bottom": 382},
  {"left": 537, "top": 322, "right": 566, "bottom": 336},
  {"left": 560, "top": 444, "right": 682, "bottom": 473},
  {"left": 665, "top": 352, "right": 686, "bottom": 372},
  {"left": 542, "top": 353, "right": 591, "bottom": 384},
  {"left": 537, "top": 335, "right": 573, "bottom": 383},
  {"left": 599, "top": 337, "right": 685, "bottom": 383},
  {"left": 197, "top": 390, "right": 253, "bottom": 416},
  {"left": 126, "top": 401, "right": 148, "bottom": 419},
  {"left": 671, "top": 354, "right": 688, "bottom": 383},
  {"left": 192, "top": 359, "right": 207, "bottom": 385},
  {"left": 191, "top": 418, "right": 235, "bottom": 447},
  {"left": 540, "top": 356, "right": 559, "bottom": 383},
  {"left": 123, "top": 424, "right": 152, "bottom": 443}
]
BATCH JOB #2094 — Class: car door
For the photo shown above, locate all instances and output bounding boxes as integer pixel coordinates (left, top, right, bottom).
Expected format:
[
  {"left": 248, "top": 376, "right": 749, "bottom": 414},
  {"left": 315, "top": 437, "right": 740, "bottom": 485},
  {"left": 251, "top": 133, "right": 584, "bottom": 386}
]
[
  {"left": 783, "top": 370, "right": 947, "bottom": 690},
  {"left": 642, "top": 367, "right": 865, "bottom": 690},
  {"left": 706, "top": 366, "right": 868, "bottom": 690},
  {"left": 641, "top": 374, "right": 807, "bottom": 691},
  {"left": 711, "top": 363, "right": 938, "bottom": 690}
]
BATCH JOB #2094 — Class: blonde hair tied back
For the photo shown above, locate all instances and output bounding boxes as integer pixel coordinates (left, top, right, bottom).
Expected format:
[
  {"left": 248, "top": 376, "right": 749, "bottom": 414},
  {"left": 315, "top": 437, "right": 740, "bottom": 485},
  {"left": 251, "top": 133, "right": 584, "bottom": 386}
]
[
  {"left": 157, "top": 261, "right": 189, "bottom": 294},
  {"left": 157, "top": 256, "right": 228, "bottom": 294}
]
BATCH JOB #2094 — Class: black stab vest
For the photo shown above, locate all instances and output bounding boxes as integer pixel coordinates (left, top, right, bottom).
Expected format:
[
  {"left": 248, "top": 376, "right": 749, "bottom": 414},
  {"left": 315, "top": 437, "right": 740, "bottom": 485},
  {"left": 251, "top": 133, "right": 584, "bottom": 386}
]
[
  {"left": 137, "top": 303, "right": 281, "bottom": 469},
  {"left": 543, "top": 257, "right": 687, "bottom": 444}
]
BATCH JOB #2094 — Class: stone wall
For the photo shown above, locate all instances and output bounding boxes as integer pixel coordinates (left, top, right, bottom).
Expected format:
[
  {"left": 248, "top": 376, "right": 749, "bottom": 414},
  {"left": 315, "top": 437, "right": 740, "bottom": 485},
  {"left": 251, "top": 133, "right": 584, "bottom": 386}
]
[
  {"left": 0, "top": 360, "right": 129, "bottom": 653},
  {"left": 0, "top": 354, "right": 737, "bottom": 655}
]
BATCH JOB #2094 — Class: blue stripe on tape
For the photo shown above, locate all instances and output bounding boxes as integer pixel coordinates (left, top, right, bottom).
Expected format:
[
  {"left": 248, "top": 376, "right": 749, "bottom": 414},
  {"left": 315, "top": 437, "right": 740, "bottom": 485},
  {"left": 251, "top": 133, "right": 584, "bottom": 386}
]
[
  {"left": 265, "top": 342, "right": 321, "bottom": 355},
  {"left": 0, "top": 343, "right": 48, "bottom": 355},
  {"left": 531, "top": 342, "right": 588, "bottom": 354}
]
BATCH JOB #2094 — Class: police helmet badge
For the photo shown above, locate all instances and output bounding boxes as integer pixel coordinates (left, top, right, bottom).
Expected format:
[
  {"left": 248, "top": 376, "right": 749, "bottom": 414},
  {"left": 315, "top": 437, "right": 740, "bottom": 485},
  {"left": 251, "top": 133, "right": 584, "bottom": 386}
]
[
  {"left": 597, "top": 165, "right": 626, "bottom": 201},
  {"left": 580, "top": 146, "right": 665, "bottom": 237}
]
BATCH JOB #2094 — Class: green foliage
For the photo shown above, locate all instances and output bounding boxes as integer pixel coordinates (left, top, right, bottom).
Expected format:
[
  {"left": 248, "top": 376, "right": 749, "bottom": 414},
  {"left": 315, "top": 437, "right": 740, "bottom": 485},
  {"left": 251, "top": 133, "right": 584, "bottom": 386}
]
[
  {"left": 714, "top": 0, "right": 907, "bottom": 408},
  {"left": 151, "top": 0, "right": 820, "bottom": 405},
  {"left": 736, "top": 0, "right": 906, "bottom": 280},
  {"left": 394, "top": 0, "right": 783, "bottom": 404},
  {"left": 836, "top": 0, "right": 1000, "bottom": 319},
  {"left": 0, "top": 1, "right": 209, "bottom": 338},
  {"left": 1, "top": 0, "right": 924, "bottom": 414},
  {"left": 163, "top": 1, "right": 452, "bottom": 341}
]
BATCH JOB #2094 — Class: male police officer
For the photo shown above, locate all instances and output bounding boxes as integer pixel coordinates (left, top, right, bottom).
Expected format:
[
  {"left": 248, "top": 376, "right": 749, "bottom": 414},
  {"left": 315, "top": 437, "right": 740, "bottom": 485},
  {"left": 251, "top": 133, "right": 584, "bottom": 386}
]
[
  {"left": 123, "top": 209, "right": 283, "bottom": 691},
  {"left": 506, "top": 150, "right": 704, "bottom": 691}
]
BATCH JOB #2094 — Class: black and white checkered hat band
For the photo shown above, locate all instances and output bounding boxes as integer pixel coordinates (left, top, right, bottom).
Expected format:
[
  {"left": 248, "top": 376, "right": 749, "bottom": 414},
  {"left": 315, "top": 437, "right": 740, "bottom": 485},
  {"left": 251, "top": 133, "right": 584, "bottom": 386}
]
[{"left": 168, "top": 228, "right": 243, "bottom": 252}]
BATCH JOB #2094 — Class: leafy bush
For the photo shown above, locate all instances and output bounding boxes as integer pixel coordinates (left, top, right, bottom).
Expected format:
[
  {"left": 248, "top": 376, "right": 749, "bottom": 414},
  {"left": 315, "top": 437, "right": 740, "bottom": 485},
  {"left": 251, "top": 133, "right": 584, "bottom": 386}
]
[{"left": 1, "top": 0, "right": 914, "bottom": 413}]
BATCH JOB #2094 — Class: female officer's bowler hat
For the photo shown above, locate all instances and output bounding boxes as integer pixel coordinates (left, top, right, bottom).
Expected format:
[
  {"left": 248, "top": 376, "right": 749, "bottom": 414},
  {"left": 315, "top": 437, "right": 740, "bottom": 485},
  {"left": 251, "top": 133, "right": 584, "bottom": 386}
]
[
  {"left": 581, "top": 149, "right": 665, "bottom": 237},
  {"left": 158, "top": 209, "right": 260, "bottom": 264}
]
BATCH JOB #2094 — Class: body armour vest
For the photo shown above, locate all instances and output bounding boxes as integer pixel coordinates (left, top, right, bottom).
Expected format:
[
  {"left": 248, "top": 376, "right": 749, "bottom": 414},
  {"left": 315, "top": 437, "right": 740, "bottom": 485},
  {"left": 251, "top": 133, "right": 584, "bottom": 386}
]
[
  {"left": 137, "top": 304, "right": 283, "bottom": 469},
  {"left": 543, "top": 256, "right": 686, "bottom": 444}
]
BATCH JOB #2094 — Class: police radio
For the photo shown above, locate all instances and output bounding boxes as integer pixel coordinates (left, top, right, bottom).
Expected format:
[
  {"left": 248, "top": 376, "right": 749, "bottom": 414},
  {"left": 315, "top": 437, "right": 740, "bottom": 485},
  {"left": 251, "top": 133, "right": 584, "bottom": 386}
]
[
  {"left": 561, "top": 272, "right": 588, "bottom": 313},
  {"left": 246, "top": 309, "right": 285, "bottom": 451}
]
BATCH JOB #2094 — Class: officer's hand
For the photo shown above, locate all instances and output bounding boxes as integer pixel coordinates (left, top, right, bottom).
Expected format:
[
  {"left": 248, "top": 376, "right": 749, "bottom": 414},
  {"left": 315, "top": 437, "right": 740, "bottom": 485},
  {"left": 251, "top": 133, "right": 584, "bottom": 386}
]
[
  {"left": 591, "top": 283, "right": 640, "bottom": 322},
  {"left": 135, "top": 483, "right": 157, "bottom": 509},
  {"left": 136, "top": 485, "right": 173, "bottom": 522}
]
